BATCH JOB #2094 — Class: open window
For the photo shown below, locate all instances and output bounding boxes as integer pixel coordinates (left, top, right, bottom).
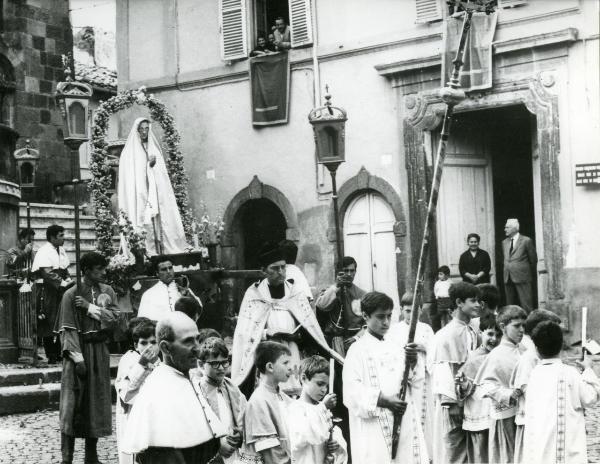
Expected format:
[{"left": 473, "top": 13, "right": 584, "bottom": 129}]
[{"left": 219, "top": 0, "right": 313, "bottom": 61}]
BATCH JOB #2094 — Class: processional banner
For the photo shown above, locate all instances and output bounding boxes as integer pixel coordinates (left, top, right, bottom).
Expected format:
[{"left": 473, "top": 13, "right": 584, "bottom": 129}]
[
  {"left": 442, "top": 11, "right": 498, "bottom": 92},
  {"left": 250, "top": 52, "right": 290, "bottom": 126}
]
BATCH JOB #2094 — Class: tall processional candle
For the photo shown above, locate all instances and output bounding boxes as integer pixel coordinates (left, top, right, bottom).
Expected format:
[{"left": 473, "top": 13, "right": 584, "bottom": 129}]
[
  {"left": 329, "top": 358, "right": 335, "bottom": 393},
  {"left": 582, "top": 306, "right": 588, "bottom": 360}
]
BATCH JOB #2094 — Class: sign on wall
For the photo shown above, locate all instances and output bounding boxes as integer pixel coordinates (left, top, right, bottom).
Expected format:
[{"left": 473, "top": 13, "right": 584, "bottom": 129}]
[{"left": 575, "top": 163, "right": 600, "bottom": 186}]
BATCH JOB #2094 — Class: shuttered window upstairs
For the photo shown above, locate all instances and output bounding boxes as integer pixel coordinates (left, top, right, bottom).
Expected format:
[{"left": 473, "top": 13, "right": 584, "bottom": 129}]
[
  {"left": 219, "top": 0, "right": 248, "bottom": 60},
  {"left": 289, "top": 0, "right": 313, "bottom": 47},
  {"left": 415, "top": 0, "right": 443, "bottom": 23}
]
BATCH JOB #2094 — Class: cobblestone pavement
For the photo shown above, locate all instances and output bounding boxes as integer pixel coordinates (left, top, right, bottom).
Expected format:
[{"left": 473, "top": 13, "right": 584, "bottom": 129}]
[
  {"left": 1, "top": 403, "right": 600, "bottom": 463},
  {"left": 0, "top": 407, "right": 117, "bottom": 464}
]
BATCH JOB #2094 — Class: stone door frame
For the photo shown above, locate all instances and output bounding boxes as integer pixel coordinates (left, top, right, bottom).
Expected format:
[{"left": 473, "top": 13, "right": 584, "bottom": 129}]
[{"left": 403, "top": 75, "right": 564, "bottom": 308}]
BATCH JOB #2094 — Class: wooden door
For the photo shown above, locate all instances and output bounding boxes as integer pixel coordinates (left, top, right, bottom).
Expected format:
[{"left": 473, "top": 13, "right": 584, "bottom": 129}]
[
  {"left": 344, "top": 193, "right": 400, "bottom": 309},
  {"left": 435, "top": 127, "right": 496, "bottom": 282}
]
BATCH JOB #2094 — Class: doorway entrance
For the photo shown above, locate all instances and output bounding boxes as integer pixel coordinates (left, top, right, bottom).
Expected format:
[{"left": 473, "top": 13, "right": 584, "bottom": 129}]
[
  {"left": 343, "top": 191, "right": 400, "bottom": 309},
  {"left": 435, "top": 105, "right": 537, "bottom": 305},
  {"left": 233, "top": 198, "right": 287, "bottom": 270}
]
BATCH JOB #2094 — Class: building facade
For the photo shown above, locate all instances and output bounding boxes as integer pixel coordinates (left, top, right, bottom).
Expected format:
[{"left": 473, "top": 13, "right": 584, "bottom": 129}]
[{"left": 116, "top": 0, "right": 600, "bottom": 341}]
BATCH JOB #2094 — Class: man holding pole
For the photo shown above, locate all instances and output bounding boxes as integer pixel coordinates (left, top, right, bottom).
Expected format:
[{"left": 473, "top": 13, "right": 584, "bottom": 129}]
[{"left": 56, "top": 252, "right": 119, "bottom": 464}]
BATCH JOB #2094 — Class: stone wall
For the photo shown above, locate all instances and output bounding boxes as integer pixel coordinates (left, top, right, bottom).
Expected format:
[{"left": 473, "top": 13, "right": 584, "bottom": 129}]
[{"left": 1, "top": 0, "right": 74, "bottom": 202}]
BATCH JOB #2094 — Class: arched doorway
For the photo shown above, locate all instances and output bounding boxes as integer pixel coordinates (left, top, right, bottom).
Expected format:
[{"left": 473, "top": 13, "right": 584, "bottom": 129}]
[
  {"left": 343, "top": 191, "right": 400, "bottom": 310},
  {"left": 234, "top": 198, "right": 287, "bottom": 269}
]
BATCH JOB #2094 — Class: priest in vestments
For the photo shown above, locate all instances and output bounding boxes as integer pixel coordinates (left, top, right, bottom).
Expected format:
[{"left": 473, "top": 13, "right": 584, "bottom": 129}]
[
  {"left": 32, "top": 224, "right": 73, "bottom": 363},
  {"left": 118, "top": 117, "right": 188, "bottom": 255},
  {"left": 56, "top": 252, "right": 119, "bottom": 464},
  {"left": 343, "top": 291, "right": 429, "bottom": 464},
  {"left": 231, "top": 242, "right": 337, "bottom": 397},
  {"left": 123, "top": 312, "right": 228, "bottom": 463}
]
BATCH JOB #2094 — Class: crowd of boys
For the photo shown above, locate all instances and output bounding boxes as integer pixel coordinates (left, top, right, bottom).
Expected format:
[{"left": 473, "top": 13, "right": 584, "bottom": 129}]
[{"left": 35, "top": 232, "right": 598, "bottom": 464}]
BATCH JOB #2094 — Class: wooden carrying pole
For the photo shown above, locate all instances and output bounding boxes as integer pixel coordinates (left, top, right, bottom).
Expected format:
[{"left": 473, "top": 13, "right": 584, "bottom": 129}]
[{"left": 390, "top": 4, "right": 483, "bottom": 457}]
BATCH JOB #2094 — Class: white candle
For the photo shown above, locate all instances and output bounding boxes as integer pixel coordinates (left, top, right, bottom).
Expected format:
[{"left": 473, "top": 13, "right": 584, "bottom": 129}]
[
  {"left": 329, "top": 358, "right": 335, "bottom": 393},
  {"left": 582, "top": 306, "right": 588, "bottom": 356}
]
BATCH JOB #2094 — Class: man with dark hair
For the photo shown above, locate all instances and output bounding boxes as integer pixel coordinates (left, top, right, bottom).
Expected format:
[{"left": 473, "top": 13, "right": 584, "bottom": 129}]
[
  {"left": 138, "top": 258, "right": 202, "bottom": 321},
  {"left": 56, "top": 251, "right": 119, "bottom": 464},
  {"left": 315, "top": 255, "right": 367, "bottom": 355},
  {"left": 31, "top": 224, "right": 73, "bottom": 364},
  {"left": 231, "top": 242, "right": 333, "bottom": 397},
  {"left": 458, "top": 233, "right": 492, "bottom": 284},
  {"left": 7, "top": 227, "right": 35, "bottom": 279},
  {"left": 278, "top": 239, "right": 312, "bottom": 301},
  {"left": 123, "top": 312, "right": 227, "bottom": 463},
  {"left": 273, "top": 16, "right": 291, "bottom": 50},
  {"left": 523, "top": 321, "right": 600, "bottom": 464}
]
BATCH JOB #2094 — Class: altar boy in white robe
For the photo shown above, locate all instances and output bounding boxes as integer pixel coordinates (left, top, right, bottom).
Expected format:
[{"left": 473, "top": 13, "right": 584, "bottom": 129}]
[
  {"left": 524, "top": 321, "right": 600, "bottom": 464},
  {"left": 474, "top": 305, "right": 527, "bottom": 464},
  {"left": 343, "top": 291, "right": 429, "bottom": 464},
  {"left": 387, "top": 291, "right": 434, "bottom": 457},
  {"left": 429, "top": 281, "right": 480, "bottom": 464},
  {"left": 289, "top": 355, "right": 347, "bottom": 464}
]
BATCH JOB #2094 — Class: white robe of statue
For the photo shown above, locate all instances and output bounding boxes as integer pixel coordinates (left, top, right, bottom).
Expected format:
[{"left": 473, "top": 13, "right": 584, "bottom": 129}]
[{"left": 118, "top": 117, "right": 188, "bottom": 255}]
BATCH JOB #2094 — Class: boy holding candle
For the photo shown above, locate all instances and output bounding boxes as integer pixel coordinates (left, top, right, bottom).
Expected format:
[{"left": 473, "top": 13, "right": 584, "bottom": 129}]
[{"left": 288, "top": 355, "right": 347, "bottom": 464}]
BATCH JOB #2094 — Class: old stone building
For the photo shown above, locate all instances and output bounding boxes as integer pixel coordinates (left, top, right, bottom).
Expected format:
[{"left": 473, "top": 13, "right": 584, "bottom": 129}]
[
  {"left": 116, "top": 0, "right": 599, "bottom": 341},
  {"left": 1, "top": 0, "right": 76, "bottom": 202}
]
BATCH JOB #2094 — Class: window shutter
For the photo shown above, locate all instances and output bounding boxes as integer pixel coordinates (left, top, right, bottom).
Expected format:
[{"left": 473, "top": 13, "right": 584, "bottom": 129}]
[
  {"left": 219, "top": 0, "right": 248, "bottom": 60},
  {"left": 415, "top": 0, "right": 443, "bottom": 24},
  {"left": 498, "top": 0, "right": 527, "bottom": 8},
  {"left": 289, "top": 0, "right": 313, "bottom": 47}
]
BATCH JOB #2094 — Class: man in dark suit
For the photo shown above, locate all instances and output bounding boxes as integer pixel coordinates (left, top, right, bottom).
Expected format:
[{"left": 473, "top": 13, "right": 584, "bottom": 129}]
[
  {"left": 502, "top": 218, "right": 537, "bottom": 312},
  {"left": 459, "top": 233, "right": 492, "bottom": 284}
]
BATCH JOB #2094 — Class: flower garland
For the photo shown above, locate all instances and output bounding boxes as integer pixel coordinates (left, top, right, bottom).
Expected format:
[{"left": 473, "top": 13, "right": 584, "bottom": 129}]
[{"left": 89, "top": 87, "right": 194, "bottom": 256}]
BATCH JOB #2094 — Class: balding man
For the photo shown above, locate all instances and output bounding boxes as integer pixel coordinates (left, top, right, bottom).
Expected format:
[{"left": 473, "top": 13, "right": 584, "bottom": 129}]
[
  {"left": 502, "top": 219, "right": 537, "bottom": 312},
  {"left": 122, "top": 312, "right": 228, "bottom": 463}
]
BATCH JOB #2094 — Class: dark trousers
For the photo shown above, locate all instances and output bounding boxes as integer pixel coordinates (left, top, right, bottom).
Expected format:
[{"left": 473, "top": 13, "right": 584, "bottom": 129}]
[
  {"left": 505, "top": 279, "right": 533, "bottom": 313},
  {"left": 61, "top": 433, "right": 98, "bottom": 463},
  {"left": 43, "top": 336, "right": 61, "bottom": 363}
]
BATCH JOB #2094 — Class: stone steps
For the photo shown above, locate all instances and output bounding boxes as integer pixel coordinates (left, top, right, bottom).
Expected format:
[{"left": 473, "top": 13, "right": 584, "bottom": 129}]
[{"left": 0, "top": 356, "right": 120, "bottom": 415}]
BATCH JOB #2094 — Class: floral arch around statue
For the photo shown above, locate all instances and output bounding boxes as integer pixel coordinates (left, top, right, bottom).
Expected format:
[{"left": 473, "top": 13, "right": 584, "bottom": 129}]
[{"left": 89, "top": 87, "right": 194, "bottom": 257}]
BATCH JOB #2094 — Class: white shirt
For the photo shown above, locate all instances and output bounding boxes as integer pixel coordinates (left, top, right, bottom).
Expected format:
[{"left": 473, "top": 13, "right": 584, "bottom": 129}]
[
  {"left": 433, "top": 279, "right": 451, "bottom": 298},
  {"left": 138, "top": 280, "right": 202, "bottom": 321},
  {"left": 31, "top": 242, "right": 70, "bottom": 272}
]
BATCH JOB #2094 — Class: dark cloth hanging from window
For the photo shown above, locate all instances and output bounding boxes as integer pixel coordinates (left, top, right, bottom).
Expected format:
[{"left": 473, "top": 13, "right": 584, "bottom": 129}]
[{"left": 250, "top": 52, "right": 290, "bottom": 126}]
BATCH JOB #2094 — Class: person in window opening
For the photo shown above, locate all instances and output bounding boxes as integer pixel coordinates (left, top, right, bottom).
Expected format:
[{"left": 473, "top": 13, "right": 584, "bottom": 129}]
[
  {"left": 458, "top": 233, "right": 492, "bottom": 285},
  {"left": 268, "top": 33, "right": 277, "bottom": 50},
  {"left": 272, "top": 17, "right": 291, "bottom": 51},
  {"left": 250, "top": 36, "right": 276, "bottom": 56}
]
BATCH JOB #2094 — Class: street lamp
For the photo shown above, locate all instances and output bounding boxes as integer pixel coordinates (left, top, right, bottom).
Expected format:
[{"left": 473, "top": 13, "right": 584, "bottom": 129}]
[
  {"left": 308, "top": 88, "right": 347, "bottom": 266},
  {"left": 13, "top": 141, "right": 40, "bottom": 241},
  {"left": 55, "top": 54, "right": 93, "bottom": 287}
]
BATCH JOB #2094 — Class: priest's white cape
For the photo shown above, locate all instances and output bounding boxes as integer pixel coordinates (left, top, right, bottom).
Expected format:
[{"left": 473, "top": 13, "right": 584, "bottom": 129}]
[
  {"left": 231, "top": 279, "right": 336, "bottom": 387},
  {"left": 118, "top": 117, "right": 187, "bottom": 255},
  {"left": 122, "top": 364, "right": 227, "bottom": 454}
]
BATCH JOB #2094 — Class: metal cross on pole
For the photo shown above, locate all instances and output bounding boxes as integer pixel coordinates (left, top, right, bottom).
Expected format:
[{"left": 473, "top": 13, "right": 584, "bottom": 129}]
[{"left": 391, "top": 0, "right": 496, "bottom": 458}]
